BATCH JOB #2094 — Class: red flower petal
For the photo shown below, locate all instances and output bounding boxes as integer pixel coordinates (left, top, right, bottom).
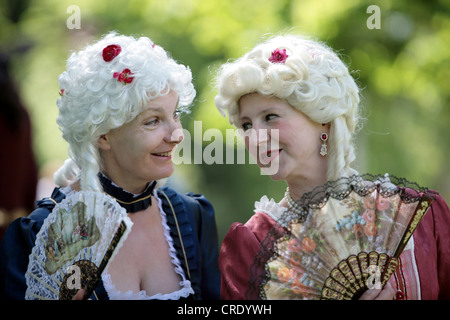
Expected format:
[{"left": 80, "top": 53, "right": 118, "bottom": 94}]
[
  {"left": 103, "top": 44, "right": 122, "bottom": 62},
  {"left": 124, "top": 76, "right": 134, "bottom": 84},
  {"left": 113, "top": 69, "right": 134, "bottom": 84}
]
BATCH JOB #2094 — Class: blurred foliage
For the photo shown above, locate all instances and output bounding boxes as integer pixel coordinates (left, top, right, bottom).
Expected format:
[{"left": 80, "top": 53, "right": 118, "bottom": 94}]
[{"left": 1, "top": 0, "right": 449, "bottom": 242}]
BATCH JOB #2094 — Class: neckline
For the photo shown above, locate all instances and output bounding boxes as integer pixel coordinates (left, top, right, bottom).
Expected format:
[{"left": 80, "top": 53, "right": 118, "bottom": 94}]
[
  {"left": 101, "top": 191, "right": 194, "bottom": 300},
  {"left": 98, "top": 172, "right": 157, "bottom": 213}
]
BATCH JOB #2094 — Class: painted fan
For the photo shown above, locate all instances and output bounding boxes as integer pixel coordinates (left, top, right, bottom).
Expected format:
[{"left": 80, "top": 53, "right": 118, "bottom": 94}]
[
  {"left": 25, "top": 191, "right": 132, "bottom": 300},
  {"left": 256, "top": 174, "right": 434, "bottom": 300}
]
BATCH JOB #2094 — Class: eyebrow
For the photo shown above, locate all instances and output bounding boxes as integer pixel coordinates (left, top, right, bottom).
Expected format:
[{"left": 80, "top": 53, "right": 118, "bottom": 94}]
[
  {"left": 142, "top": 98, "right": 180, "bottom": 114},
  {"left": 140, "top": 106, "right": 164, "bottom": 117},
  {"left": 148, "top": 96, "right": 180, "bottom": 109}
]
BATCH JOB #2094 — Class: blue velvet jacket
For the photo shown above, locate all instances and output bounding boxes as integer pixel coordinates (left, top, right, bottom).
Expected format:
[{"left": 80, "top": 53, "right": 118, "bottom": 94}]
[{"left": 0, "top": 186, "right": 220, "bottom": 300}]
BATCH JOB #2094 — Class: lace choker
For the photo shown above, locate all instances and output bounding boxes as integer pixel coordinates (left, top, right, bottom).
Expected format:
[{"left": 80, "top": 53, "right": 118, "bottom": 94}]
[{"left": 98, "top": 173, "right": 156, "bottom": 213}]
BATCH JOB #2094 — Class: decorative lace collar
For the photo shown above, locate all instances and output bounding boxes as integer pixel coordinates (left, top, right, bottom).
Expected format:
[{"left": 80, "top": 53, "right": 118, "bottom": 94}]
[{"left": 98, "top": 172, "right": 156, "bottom": 213}]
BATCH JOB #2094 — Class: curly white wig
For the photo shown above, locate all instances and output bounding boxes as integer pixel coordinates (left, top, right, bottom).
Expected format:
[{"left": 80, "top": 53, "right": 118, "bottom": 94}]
[
  {"left": 54, "top": 32, "right": 196, "bottom": 191},
  {"left": 214, "top": 34, "right": 361, "bottom": 181}
]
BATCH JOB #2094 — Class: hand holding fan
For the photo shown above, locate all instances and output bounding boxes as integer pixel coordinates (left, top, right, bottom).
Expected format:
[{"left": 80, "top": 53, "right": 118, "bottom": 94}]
[
  {"left": 25, "top": 191, "right": 132, "bottom": 300},
  {"left": 254, "top": 174, "right": 434, "bottom": 300}
]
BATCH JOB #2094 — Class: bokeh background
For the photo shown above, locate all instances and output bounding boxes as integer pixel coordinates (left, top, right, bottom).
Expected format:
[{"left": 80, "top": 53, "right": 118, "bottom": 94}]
[{"left": 1, "top": 0, "right": 449, "bottom": 243}]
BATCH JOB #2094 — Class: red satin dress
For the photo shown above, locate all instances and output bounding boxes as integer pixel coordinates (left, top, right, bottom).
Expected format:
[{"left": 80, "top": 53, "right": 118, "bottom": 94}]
[{"left": 219, "top": 194, "right": 450, "bottom": 300}]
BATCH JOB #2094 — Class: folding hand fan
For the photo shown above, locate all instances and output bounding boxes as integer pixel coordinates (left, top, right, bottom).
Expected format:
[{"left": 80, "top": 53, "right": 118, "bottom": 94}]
[
  {"left": 25, "top": 191, "right": 132, "bottom": 300},
  {"left": 252, "top": 174, "right": 435, "bottom": 300}
]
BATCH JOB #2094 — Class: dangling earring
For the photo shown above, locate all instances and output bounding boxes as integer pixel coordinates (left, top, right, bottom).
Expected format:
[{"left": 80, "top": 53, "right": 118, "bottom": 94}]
[{"left": 320, "top": 132, "right": 328, "bottom": 156}]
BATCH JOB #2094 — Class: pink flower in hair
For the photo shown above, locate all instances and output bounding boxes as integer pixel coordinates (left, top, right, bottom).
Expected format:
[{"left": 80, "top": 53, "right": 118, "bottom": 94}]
[{"left": 269, "top": 48, "right": 289, "bottom": 64}]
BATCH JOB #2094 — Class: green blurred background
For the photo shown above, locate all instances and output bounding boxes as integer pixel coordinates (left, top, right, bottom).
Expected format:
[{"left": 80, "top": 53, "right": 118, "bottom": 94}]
[{"left": 1, "top": 0, "right": 449, "bottom": 243}]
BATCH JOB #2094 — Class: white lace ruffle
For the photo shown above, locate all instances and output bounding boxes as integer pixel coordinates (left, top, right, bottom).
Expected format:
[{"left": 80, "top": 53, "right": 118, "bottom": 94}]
[
  {"left": 101, "top": 189, "right": 194, "bottom": 300},
  {"left": 254, "top": 195, "right": 287, "bottom": 225}
]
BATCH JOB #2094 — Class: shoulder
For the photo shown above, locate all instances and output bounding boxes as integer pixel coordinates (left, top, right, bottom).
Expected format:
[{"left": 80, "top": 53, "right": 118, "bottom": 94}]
[
  {"left": 157, "top": 186, "right": 218, "bottom": 244},
  {"left": 227, "top": 194, "right": 286, "bottom": 239},
  {"left": 219, "top": 212, "right": 278, "bottom": 300},
  {"left": 156, "top": 186, "right": 218, "bottom": 245},
  {"left": 3, "top": 187, "right": 66, "bottom": 242},
  {"left": 0, "top": 188, "right": 66, "bottom": 299},
  {"left": 161, "top": 186, "right": 213, "bottom": 205},
  {"left": 223, "top": 211, "right": 278, "bottom": 249},
  {"left": 412, "top": 190, "right": 450, "bottom": 299},
  {"left": 429, "top": 191, "right": 450, "bottom": 216},
  {"left": 157, "top": 186, "right": 215, "bottom": 220},
  {"left": 417, "top": 190, "right": 450, "bottom": 229},
  {"left": 423, "top": 191, "right": 450, "bottom": 242}
]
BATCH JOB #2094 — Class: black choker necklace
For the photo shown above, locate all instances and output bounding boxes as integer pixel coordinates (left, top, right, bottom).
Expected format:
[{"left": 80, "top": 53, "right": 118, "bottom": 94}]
[{"left": 98, "top": 173, "right": 157, "bottom": 213}]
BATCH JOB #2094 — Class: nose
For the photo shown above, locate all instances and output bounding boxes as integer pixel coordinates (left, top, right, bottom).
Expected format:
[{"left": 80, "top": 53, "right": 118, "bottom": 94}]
[
  {"left": 256, "top": 128, "right": 270, "bottom": 145},
  {"left": 166, "top": 121, "right": 184, "bottom": 144},
  {"left": 244, "top": 126, "right": 270, "bottom": 148}
]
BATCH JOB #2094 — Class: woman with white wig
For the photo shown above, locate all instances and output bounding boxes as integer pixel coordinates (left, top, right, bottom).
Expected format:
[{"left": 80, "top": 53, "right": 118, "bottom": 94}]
[
  {"left": 215, "top": 34, "right": 450, "bottom": 300},
  {"left": 0, "top": 32, "right": 220, "bottom": 300}
]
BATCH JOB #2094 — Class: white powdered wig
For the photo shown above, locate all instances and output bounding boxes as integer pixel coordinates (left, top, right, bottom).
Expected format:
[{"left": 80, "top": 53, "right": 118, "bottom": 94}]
[
  {"left": 54, "top": 32, "right": 195, "bottom": 191},
  {"left": 214, "top": 34, "right": 361, "bottom": 181}
]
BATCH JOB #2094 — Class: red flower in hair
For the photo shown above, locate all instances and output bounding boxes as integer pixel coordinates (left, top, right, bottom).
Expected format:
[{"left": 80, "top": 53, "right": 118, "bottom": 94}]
[
  {"left": 113, "top": 68, "right": 134, "bottom": 84},
  {"left": 269, "top": 48, "right": 289, "bottom": 64},
  {"left": 102, "top": 44, "right": 122, "bottom": 62}
]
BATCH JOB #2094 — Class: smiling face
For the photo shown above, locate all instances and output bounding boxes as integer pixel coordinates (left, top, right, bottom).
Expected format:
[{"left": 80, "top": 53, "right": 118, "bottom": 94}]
[
  {"left": 98, "top": 90, "right": 183, "bottom": 193},
  {"left": 238, "top": 93, "right": 328, "bottom": 184}
]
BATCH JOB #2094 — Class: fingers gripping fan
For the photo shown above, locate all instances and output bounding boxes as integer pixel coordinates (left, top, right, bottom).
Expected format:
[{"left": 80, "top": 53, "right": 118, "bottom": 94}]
[
  {"left": 253, "top": 174, "right": 434, "bottom": 300},
  {"left": 25, "top": 191, "right": 132, "bottom": 300}
]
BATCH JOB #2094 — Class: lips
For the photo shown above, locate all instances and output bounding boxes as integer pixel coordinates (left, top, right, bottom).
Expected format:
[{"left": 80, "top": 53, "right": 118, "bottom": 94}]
[
  {"left": 151, "top": 151, "right": 172, "bottom": 157},
  {"left": 259, "top": 149, "right": 282, "bottom": 165}
]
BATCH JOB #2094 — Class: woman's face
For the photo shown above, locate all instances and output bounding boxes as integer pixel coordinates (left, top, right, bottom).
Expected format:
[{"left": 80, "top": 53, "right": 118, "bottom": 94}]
[
  {"left": 98, "top": 90, "right": 183, "bottom": 193},
  {"left": 238, "top": 93, "right": 327, "bottom": 183}
]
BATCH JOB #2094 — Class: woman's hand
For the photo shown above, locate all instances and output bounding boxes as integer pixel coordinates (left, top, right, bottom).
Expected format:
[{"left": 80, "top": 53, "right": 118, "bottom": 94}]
[
  {"left": 359, "top": 282, "right": 395, "bottom": 300},
  {"left": 72, "top": 289, "right": 87, "bottom": 300}
]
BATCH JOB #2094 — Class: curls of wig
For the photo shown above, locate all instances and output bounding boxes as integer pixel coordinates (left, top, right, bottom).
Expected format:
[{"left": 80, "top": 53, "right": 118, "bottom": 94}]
[
  {"left": 214, "top": 34, "right": 361, "bottom": 181},
  {"left": 54, "top": 32, "right": 196, "bottom": 191}
]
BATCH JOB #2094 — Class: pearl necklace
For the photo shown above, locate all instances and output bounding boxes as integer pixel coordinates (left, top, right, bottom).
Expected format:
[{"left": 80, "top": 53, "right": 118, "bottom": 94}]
[{"left": 284, "top": 187, "right": 308, "bottom": 221}]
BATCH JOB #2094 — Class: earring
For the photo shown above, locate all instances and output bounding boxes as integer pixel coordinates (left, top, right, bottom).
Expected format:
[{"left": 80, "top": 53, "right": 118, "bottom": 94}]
[{"left": 320, "top": 133, "right": 328, "bottom": 156}]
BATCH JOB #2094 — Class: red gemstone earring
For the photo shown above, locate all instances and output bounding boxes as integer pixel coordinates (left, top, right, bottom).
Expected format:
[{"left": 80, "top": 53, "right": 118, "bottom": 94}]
[{"left": 320, "top": 133, "right": 328, "bottom": 156}]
